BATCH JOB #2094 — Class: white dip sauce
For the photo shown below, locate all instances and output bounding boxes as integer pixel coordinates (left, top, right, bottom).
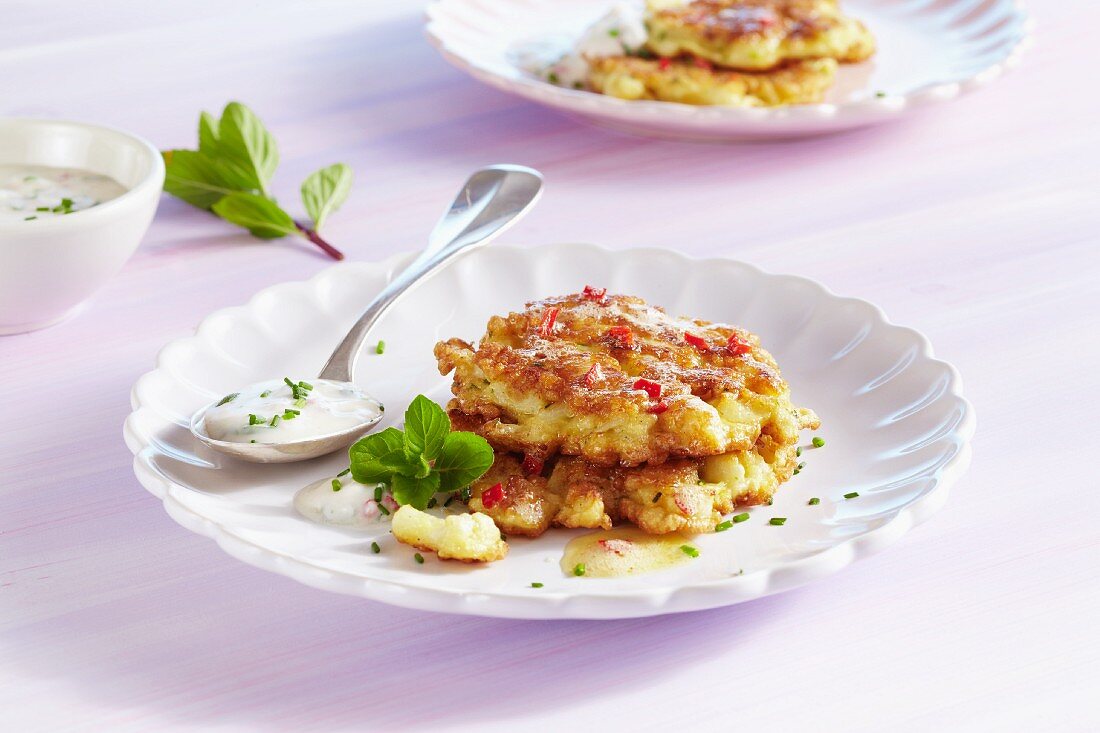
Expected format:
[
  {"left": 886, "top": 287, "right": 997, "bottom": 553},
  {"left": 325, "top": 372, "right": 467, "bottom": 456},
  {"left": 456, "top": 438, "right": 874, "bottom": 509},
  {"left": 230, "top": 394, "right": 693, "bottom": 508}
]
[
  {"left": 540, "top": 2, "right": 648, "bottom": 89},
  {"left": 203, "top": 378, "right": 383, "bottom": 444},
  {"left": 0, "top": 165, "right": 127, "bottom": 221},
  {"left": 295, "top": 474, "right": 395, "bottom": 529}
]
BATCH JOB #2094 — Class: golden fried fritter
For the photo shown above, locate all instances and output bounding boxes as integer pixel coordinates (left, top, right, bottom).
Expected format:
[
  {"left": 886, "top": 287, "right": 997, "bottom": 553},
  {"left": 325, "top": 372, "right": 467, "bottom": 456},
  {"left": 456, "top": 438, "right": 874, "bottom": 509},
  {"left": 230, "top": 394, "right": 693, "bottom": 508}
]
[
  {"left": 463, "top": 430, "right": 814, "bottom": 539},
  {"left": 435, "top": 290, "right": 816, "bottom": 467},
  {"left": 645, "top": 0, "right": 875, "bottom": 71},
  {"left": 587, "top": 54, "right": 835, "bottom": 106}
]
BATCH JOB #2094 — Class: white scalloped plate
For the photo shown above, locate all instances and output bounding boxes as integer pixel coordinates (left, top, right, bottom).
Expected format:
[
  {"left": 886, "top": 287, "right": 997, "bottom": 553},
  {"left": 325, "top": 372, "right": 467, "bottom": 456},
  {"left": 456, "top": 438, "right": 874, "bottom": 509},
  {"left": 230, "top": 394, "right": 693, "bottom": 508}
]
[
  {"left": 425, "top": 0, "right": 1031, "bottom": 140},
  {"left": 124, "top": 244, "right": 973, "bottom": 619}
]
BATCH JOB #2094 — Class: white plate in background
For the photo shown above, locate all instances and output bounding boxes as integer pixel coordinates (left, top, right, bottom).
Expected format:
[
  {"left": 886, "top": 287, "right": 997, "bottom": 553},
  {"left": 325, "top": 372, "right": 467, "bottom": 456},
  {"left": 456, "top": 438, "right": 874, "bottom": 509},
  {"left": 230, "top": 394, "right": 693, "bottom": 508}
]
[
  {"left": 425, "top": 0, "right": 1032, "bottom": 141},
  {"left": 124, "top": 244, "right": 973, "bottom": 619}
]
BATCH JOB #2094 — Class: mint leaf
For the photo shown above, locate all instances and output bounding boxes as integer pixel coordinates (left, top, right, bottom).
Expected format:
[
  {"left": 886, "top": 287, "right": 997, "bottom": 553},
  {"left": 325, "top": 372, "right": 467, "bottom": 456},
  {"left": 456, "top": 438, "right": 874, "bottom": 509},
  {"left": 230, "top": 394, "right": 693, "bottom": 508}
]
[
  {"left": 404, "top": 395, "right": 449, "bottom": 461},
  {"left": 301, "top": 163, "right": 352, "bottom": 231},
  {"left": 212, "top": 192, "right": 298, "bottom": 240},
  {"left": 349, "top": 427, "right": 414, "bottom": 484},
  {"left": 198, "top": 111, "right": 220, "bottom": 155},
  {"left": 435, "top": 431, "right": 493, "bottom": 494},
  {"left": 390, "top": 472, "right": 441, "bottom": 510},
  {"left": 217, "top": 102, "right": 279, "bottom": 195},
  {"left": 162, "top": 150, "right": 237, "bottom": 210}
]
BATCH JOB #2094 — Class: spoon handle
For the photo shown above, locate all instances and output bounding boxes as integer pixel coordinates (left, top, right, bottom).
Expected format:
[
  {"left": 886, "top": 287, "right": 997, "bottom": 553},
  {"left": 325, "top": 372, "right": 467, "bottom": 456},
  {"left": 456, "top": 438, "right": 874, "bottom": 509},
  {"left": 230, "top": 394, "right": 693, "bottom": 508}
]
[{"left": 317, "top": 164, "right": 544, "bottom": 383}]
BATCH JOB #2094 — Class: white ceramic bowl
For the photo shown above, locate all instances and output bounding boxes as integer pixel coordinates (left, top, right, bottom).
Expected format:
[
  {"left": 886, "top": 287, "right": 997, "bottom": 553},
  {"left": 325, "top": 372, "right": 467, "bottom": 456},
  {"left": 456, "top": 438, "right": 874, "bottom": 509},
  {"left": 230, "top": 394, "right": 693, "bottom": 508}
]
[{"left": 0, "top": 119, "right": 164, "bottom": 335}]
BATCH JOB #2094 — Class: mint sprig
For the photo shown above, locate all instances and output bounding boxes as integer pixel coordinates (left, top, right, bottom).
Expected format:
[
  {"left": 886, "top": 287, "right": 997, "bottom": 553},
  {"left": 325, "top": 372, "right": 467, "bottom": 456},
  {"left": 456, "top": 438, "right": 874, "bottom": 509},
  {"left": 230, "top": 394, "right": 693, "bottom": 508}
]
[
  {"left": 349, "top": 395, "right": 494, "bottom": 510},
  {"left": 162, "top": 102, "right": 351, "bottom": 260}
]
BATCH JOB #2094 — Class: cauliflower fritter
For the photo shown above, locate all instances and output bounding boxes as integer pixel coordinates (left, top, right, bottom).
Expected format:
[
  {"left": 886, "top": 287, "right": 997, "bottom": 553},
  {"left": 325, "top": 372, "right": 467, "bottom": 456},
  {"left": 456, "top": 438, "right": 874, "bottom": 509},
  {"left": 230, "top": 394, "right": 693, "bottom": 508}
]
[
  {"left": 435, "top": 291, "right": 815, "bottom": 467},
  {"left": 587, "top": 55, "right": 836, "bottom": 107},
  {"left": 391, "top": 506, "right": 508, "bottom": 563},
  {"left": 645, "top": 0, "right": 875, "bottom": 71},
  {"left": 461, "top": 419, "right": 815, "bottom": 539}
]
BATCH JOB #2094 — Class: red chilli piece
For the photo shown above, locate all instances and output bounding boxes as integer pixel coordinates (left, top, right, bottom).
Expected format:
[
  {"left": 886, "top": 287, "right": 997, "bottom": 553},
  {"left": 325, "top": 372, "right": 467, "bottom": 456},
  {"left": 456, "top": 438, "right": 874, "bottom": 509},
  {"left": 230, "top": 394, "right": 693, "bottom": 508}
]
[
  {"left": 607, "top": 325, "right": 634, "bottom": 348},
  {"left": 727, "top": 334, "right": 752, "bottom": 356},
  {"left": 538, "top": 307, "right": 560, "bottom": 338},
  {"left": 582, "top": 285, "right": 608, "bottom": 303},
  {"left": 648, "top": 400, "right": 669, "bottom": 415},
  {"left": 633, "top": 378, "right": 662, "bottom": 401},
  {"left": 522, "top": 454, "right": 544, "bottom": 477},
  {"left": 658, "top": 57, "right": 672, "bottom": 71},
  {"left": 481, "top": 482, "right": 505, "bottom": 509},
  {"left": 693, "top": 56, "right": 713, "bottom": 70},
  {"left": 583, "top": 362, "right": 604, "bottom": 388},
  {"left": 684, "top": 333, "right": 709, "bottom": 351}
]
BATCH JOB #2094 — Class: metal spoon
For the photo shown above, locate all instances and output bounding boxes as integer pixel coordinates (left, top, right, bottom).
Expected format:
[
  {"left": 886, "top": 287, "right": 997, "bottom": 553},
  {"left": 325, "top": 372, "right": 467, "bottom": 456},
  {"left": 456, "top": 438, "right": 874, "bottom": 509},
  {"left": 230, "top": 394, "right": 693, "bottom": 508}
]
[{"left": 189, "top": 164, "right": 544, "bottom": 463}]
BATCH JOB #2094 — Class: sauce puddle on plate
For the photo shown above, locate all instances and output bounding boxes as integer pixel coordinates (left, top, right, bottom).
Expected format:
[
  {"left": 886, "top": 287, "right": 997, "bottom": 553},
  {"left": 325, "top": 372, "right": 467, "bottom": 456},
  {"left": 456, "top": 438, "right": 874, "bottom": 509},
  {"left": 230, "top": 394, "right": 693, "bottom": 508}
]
[{"left": 561, "top": 527, "right": 697, "bottom": 578}]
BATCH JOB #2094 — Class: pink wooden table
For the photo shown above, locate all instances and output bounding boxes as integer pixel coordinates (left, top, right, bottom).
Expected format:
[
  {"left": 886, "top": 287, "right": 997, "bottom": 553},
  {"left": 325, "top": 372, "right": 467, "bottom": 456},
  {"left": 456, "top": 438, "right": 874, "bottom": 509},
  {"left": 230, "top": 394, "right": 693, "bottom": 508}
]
[{"left": 3, "top": 1, "right": 1098, "bottom": 730}]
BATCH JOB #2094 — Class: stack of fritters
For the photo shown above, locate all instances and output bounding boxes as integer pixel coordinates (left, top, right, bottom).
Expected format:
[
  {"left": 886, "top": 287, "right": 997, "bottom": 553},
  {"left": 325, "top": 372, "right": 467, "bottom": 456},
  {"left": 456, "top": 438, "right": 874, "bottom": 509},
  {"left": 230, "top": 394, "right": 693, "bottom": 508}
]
[
  {"left": 435, "top": 289, "right": 819, "bottom": 537},
  {"left": 588, "top": 0, "right": 875, "bottom": 106}
]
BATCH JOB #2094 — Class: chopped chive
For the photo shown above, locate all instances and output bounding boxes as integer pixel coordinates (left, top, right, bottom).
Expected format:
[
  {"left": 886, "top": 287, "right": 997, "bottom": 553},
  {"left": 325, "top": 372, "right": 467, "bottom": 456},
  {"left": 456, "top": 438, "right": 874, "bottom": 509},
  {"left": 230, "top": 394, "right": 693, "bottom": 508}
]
[
  {"left": 808, "top": 497, "right": 821, "bottom": 505},
  {"left": 414, "top": 553, "right": 425, "bottom": 564},
  {"left": 444, "top": 495, "right": 455, "bottom": 507},
  {"left": 531, "top": 582, "right": 544, "bottom": 588},
  {"left": 259, "top": 390, "right": 271, "bottom": 398},
  {"left": 426, "top": 497, "right": 437, "bottom": 509},
  {"left": 608, "top": 28, "right": 620, "bottom": 37},
  {"left": 374, "top": 486, "right": 383, "bottom": 502},
  {"left": 23, "top": 216, "right": 36, "bottom": 220},
  {"left": 732, "top": 512, "right": 750, "bottom": 523},
  {"left": 249, "top": 439, "right": 256, "bottom": 443},
  {"left": 284, "top": 408, "right": 300, "bottom": 415},
  {"left": 377, "top": 504, "right": 390, "bottom": 516},
  {"left": 769, "top": 517, "right": 787, "bottom": 526},
  {"left": 370, "top": 541, "right": 380, "bottom": 554},
  {"left": 796, "top": 446, "right": 802, "bottom": 457},
  {"left": 331, "top": 478, "right": 342, "bottom": 492},
  {"left": 282, "top": 412, "right": 297, "bottom": 420},
  {"left": 248, "top": 413, "right": 262, "bottom": 425},
  {"left": 283, "top": 376, "right": 296, "bottom": 389},
  {"left": 680, "top": 544, "right": 699, "bottom": 557},
  {"left": 715, "top": 520, "right": 734, "bottom": 532},
  {"left": 216, "top": 392, "right": 239, "bottom": 406},
  {"left": 36, "top": 206, "right": 50, "bottom": 212},
  {"left": 797, "top": 462, "right": 805, "bottom": 470},
  {"left": 652, "top": 491, "right": 662, "bottom": 503},
  {"left": 460, "top": 487, "right": 472, "bottom": 502},
  {"left": 294, "top": 397, "right": 307, "bottom": 408},
  {"left": 337, "top": 468, "right": 351, "bottom": 477},
  {"left": 812, "top": 436, "right": 825, "bottom": 448},
  {"left": 573, "top": 81, "right": 584, "bottom": 89},
  {"left": 875, "top": 90, "right": 886, "bottom": 98},
  {"left": 298, "top": 380, "right": 313, "bottom": 391},
  {"left": 375, "top": 340, "right": 386, "bottom": 354},
  {"left": 548, "top": 71, "right": 560, "bottom": 84},
  {"left": 844, "top": 491, "right": 860, "bottom": 499},
  {"left": 573, "top": 563, "right": 586, "bottom": 576},
  {"left": 269, "top": 415, "right": 281, "bottom": 427},
  {"left": 767, "top": 498, "right": 773, "bottom": 506}
]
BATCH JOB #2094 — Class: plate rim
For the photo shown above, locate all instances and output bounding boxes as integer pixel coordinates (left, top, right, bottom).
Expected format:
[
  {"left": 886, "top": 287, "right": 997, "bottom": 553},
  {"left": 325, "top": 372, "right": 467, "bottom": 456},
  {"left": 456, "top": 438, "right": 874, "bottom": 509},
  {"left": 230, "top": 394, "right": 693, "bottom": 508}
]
[
  {"left": 423, "top": 0, "right": 1034, "bottom": 133},
  {"left": 123, "top": 243, "right": 976, "bottom": 619}
]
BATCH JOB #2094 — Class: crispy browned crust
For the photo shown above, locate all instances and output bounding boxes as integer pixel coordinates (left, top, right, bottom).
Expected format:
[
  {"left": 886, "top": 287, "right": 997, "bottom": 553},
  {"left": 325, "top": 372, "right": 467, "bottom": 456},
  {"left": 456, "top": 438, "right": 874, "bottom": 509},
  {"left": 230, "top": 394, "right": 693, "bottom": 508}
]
[
  {"left": 436, "top": 291, "right": 807, "bottom": 466},
  {"left": 646, "top": 0, "right": 876, "bottom": 70}
]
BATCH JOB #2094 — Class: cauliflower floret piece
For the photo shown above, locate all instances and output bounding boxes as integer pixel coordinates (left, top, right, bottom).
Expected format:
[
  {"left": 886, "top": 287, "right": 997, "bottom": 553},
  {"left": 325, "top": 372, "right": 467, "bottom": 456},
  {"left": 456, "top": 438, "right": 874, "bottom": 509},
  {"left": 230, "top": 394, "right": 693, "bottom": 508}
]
[{"left": 391, "top": 506, "right": 508, "bottom": 563}]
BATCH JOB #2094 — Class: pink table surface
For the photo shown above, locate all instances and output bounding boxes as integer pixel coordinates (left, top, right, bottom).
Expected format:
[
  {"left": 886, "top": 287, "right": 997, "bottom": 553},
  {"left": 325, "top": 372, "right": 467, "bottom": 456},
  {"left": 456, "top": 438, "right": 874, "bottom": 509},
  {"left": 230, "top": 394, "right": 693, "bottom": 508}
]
[{"left": 2, "top": 1, "right": 1098, "bottom": 730}]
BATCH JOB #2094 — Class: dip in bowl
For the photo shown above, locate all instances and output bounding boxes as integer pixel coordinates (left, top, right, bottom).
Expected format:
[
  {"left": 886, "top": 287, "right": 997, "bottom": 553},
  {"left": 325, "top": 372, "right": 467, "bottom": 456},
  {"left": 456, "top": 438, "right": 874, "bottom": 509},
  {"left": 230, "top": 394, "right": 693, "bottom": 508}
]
[{"left": 0, "top": 119, "right": 164, "bottom": 334}]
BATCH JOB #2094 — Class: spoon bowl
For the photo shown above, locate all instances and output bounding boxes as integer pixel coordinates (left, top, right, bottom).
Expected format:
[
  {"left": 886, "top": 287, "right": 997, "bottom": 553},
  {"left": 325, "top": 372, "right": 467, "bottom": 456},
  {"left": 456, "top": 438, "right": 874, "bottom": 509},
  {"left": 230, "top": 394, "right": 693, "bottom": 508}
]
[
  {"left": 189, "top": 392, "right": 385, "bottom": 463},
  {"left": 188, "top": 164, "right": 544, "bottom": 463}
]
